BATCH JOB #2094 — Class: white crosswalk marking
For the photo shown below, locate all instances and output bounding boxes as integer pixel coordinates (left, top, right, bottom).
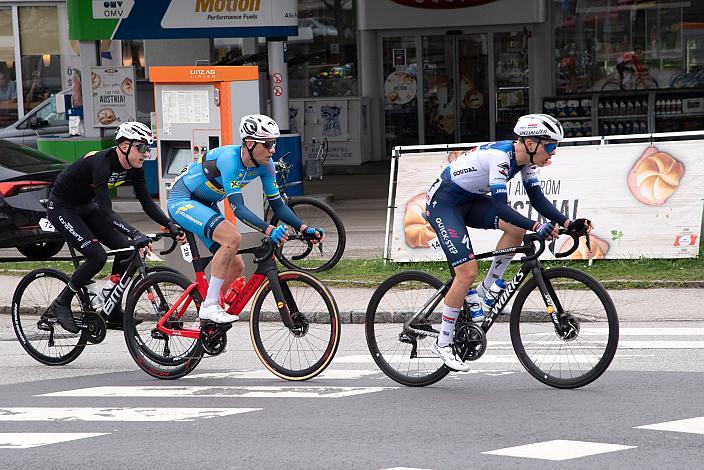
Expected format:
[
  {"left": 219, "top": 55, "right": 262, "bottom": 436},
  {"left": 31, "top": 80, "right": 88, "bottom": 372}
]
[
  {"left": 0, "top": 407, "right": 260, "bottom": 422},
  {"left": 0, "top": 433, "right": 109, "bottom": 449},
  {"left": 636, "top": 417, "right": 704, "bottom": 435},
  {"left": 40, "top": 386, "right": 398, "bottom": 399},
  {"left": 482, "top": 440, "right": 636, "bottom": 461},
  {"left": 186, "top": 369, "right": 381, "bottom": 380}
]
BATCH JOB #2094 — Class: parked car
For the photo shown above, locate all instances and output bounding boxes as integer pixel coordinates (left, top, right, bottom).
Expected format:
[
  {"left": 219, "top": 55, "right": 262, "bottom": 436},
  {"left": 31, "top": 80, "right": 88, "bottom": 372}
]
[
  {"left": 0, "top": 140, "right": 67, "bottom": 259},
  {"left": 0, "top": 81, "right": 154, "bottom": 148}
]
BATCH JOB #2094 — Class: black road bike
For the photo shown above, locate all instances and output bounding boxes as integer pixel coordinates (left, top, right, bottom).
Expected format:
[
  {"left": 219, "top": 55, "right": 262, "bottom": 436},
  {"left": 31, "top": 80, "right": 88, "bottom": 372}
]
[
  {"left": 365, "top": 227, "right": 619, "bottom": 388},
  {"left": 266, "top": 151, "right": 346, "bottom": 273},
  {"left": 12, "top": 232, "right": 179, "bottom": 366}
]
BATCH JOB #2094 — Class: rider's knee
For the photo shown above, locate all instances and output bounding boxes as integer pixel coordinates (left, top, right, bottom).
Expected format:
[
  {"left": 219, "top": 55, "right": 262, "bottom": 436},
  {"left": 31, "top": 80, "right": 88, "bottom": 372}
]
[
  {"left": 454, "top": 260, "right": 478, "bottom": 284},
  {"left": 84, "top": 242, "right": 108, "bottom": 266}
]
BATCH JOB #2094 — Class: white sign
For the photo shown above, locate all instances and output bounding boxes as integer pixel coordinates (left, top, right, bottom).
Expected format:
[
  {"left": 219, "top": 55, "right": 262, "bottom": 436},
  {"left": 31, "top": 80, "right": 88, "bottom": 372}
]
[
  {"left": 161, "top": 0, "right": 297, "bottom": 29},
  {"left": 92, "top": 0, "right": 135, "bottom": 19},
  {"left": 91, "top": 66, "right": 137, "bottom": 127},
  {"left": 161, "top": 90, "right": 210, "bottom": 126},
  {"left": 388, "top": 140, "right": 704, "bottom": 261}
]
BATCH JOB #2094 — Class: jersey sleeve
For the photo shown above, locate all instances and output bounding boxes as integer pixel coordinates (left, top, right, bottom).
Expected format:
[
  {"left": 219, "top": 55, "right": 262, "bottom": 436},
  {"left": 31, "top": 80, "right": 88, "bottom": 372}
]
[
  {"left": 130, "top": 168, "right": 172, "bottom": 228},
  {"left": 218, "top": 150, "right": 270, "bottom": 232},
  {"left": 261, "top": 161, "right": 304, "bottom": 229},
  {"left": 487, "top": 151, "right": 536, "bottom": 231},
  {"left": 521, "top": 165, "right": 569, "bottom": 226}
]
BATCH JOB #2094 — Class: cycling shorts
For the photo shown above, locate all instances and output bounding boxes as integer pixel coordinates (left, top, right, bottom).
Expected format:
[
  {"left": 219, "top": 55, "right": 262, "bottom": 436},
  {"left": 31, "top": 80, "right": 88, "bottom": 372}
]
[
  {"left": 167, "top": 178, "right": 224, "bottom": 253},
  {"left": 426, "top": 182, "right": 500, "bottom": 267}
]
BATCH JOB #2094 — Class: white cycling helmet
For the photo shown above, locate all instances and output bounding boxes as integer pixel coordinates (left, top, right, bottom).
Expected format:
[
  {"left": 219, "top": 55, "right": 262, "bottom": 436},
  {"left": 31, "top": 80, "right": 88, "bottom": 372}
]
[
  {"left": 513, "top": 114, "right": 564, "bottom": 142},
  {"left": 239, "top": 114, "right": 280, "bottom": 141},
  {"left": 116, "top": 121, "right": 153, "bottom": 145}
]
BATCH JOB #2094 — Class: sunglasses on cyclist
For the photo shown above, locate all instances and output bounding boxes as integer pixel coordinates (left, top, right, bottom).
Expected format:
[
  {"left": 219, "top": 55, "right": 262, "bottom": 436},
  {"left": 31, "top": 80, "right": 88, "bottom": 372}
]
[
  {"left": 253, "top": 139, "right": 277, "bottom": 150},
  {"left": 131, "top": 142, "right": 150, "bottom": 153},
  {"left": 542, "top": 141, "right": 559, "bottom": 153}
]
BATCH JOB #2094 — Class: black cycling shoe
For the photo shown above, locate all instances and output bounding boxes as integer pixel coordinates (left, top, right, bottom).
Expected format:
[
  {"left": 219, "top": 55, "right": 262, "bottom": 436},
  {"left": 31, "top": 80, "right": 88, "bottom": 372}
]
[{"left": 51, "top": 297, "right": 80, "bottom": 334}]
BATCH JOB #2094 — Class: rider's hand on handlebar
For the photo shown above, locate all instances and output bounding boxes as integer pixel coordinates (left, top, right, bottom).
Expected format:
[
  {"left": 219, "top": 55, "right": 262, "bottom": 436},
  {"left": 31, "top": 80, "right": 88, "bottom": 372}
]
[
  {"left": 566, "top": 218, "right": 592, "bottom": 236},
  {"left": 166, "top": 222, "right": 187, "bottom": 244},
  {"left": 533, "top": 221, "right": 558, "bottom": 241},
  {"left": 131, "top": 230, "right": 152, "bottom": 250},
  {"left": 268, "top": 224, "right": 289, "bottom": 244},
  {"left": 301, "top": 226, "right": 325, "bottom": 244}
]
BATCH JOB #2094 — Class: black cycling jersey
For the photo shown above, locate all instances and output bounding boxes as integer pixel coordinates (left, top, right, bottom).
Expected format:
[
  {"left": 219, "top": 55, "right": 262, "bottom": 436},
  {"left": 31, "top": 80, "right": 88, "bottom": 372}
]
[{"left": 51, "top": 147, "right": 171, "bottom": 235}]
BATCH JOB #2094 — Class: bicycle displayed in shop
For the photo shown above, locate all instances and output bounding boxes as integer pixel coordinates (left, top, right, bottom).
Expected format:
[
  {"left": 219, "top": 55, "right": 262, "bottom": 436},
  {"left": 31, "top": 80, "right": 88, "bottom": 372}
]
[
  {"left": 365, "top": 226, "right": 619, "bottom": 388},
  {"left": 123, "top": 230, "right": 341, "bottom": 380},
  {"left": 12, "top": 232, "right": 179, "bottom": 366},
  {"left": 266, "top": 148, "right": 346, "bottom": 273}
]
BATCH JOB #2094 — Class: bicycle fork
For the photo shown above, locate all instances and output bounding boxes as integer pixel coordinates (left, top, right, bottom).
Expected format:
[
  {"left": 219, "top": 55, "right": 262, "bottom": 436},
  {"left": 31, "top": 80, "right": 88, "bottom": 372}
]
[
  {"left": 531, "top": 267, "right": 577, "bottom": 339},
  {"left": 263, "top": 267, "right": 299, "bottom": 331}
]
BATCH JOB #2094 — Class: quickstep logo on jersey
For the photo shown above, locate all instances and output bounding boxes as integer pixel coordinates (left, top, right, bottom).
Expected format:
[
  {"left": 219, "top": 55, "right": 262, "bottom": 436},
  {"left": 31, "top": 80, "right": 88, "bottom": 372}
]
[{"left": 452, "top": 167, "right": 477, "bottom": 177}]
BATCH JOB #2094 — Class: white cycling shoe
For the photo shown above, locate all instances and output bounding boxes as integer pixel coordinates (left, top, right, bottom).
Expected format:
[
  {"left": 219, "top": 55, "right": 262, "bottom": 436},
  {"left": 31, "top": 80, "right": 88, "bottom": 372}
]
[
  {"left": 199, "top": 303, "right": 238, "bottom": 323},
  {"left": 431, "top": 341, "right": 470, "bottom": 372}
]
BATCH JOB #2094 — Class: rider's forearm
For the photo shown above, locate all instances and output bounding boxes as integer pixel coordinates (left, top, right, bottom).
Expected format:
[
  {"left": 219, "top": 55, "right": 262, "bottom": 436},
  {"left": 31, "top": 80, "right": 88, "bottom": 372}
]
[
  {"left": 490, "top": 186, "right": 535, "bottom": 231},
  {"left": 268, "top": 196, "right": 304, "bottom": 230},
  {"left": 226, "top": 193, "right": 269, "bottom": 233},
  {"left": 524, "top": 184, "right": 569, "bottom": 226}
]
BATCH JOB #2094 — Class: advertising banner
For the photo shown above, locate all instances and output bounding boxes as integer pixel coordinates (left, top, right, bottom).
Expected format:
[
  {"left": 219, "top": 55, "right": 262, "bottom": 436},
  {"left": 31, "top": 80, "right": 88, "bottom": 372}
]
[
  {"left": 90, "top": 67, "right": 137, "bottom": 127},
  {"left": 388, "top": 141, "right": 704, "bottom": 261},
  {"left": 68, "top": 0, "right": 297, "bottom": 40}
]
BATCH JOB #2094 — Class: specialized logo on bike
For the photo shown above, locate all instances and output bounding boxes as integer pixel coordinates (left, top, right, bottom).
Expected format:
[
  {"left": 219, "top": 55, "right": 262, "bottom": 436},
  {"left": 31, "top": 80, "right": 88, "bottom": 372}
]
[{"left": 484, "top": 270, "right": 524, "bottom": 326}]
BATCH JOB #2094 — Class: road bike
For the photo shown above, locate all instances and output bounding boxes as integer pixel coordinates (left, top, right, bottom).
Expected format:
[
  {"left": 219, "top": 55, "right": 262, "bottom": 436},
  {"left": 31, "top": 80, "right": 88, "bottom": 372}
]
[
  {"left": 365, "top": 227, "right": 619, "bottom": 388},
  {"left": 266, "top": 149, "right": 346, "bottom": 273},
  {"left": 12, "top": 232, "right": 179, "bottom": 366},
  {"left": 122, "top": 230, "right": 341, "bottom": 380}
]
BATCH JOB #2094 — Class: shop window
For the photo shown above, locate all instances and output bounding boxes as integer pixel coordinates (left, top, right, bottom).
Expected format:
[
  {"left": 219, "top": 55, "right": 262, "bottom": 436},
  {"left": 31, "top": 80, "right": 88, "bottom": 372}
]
[
  {"left": 19, "top": 6, "right": 61, "bottom": 112},
  {"left": 122, "top": 40, "right": 146, "bottom": 79},
  {"left": 554, "top": 0, "right": 704, "bottom": 94},
  {"left": 288, "top": 0, "right": 358, "bottom": 98},
  {"left": 0, "top": 8, "right": 18, "bottom": 127}
]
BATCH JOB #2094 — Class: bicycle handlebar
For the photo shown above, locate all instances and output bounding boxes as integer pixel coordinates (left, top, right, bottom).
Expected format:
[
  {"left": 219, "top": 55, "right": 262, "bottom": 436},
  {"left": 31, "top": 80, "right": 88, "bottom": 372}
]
[{"left": 520, "top": 225, "right": 591, "bottom": 262}]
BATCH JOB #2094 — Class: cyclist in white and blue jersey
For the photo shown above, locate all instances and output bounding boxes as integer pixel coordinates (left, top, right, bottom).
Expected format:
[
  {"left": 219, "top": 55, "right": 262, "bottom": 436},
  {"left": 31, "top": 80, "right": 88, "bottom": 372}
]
[
  {"left": 167, "top": 114, "right": 324, "bottom": 324},
  {"left": 426, "top": 114, "right": 592, "bottom": 371}
]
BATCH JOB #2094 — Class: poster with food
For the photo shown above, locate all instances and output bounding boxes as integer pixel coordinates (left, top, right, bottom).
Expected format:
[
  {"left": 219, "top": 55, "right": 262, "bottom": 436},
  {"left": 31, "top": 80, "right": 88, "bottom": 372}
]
[
  {"left": 91, "top": 67, "right": 137, "bottom": 128},
  {"left": 384, "top": 71, "right": 417, "bottom": 105}
]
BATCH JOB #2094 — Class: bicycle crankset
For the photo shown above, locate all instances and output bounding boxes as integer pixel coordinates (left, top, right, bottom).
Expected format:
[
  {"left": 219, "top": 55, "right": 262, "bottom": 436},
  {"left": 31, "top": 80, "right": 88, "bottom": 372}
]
[
  {"left": 81, "top": 312, "right": 107, "bottom": 344},
  {"left": 454, "top": 322, "right": 487, "bottom": 362},
  {"left": 200, "top": 322, "right": 231, "bottom": 356}
]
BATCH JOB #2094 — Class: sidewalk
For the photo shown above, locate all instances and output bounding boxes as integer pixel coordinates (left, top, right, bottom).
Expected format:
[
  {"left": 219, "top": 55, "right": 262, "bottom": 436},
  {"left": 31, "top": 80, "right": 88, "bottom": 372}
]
[{"left": 0, "top": 273, "right": 701, "bottom": 323}]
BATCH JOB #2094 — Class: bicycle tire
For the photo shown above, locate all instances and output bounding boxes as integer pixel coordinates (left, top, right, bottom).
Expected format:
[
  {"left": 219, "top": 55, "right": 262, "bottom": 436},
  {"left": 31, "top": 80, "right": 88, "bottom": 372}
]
[
  {"left": 510, "top": 267, "right": 619, "bottom": 389},
  {"left": 636, "top": 76, "right": 659, "bottom": 90},
  {"left": 600, "top": 78, "right": 623, "bottom": 91},
  {"left": 123, "top": 271, "right": 204, "bottom": 379},
  {"left": 122, "top": 265, "right": 183, "bottom": 310},
  {"left": 250, "top": 270, "right": 340, "bottom": 380},
  {"left": 365, "top": 271, "right": 451, "bottom": 387},
  {"left": 271, "top": 196, "right": 346, "bottom": 273},
  {"left": 12, "top": 269, "right": 89, "bottom": 366}
]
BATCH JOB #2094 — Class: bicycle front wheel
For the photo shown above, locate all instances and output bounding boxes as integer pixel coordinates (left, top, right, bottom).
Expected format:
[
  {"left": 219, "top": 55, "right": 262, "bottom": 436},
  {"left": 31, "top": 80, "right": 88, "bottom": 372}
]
[
  {"left": 272, "top": 196, "right": 346, "bottom": 272},
  {"left": 12, "top": 269, "right": 89, "bottom": 365},
  {"left": 124, "top": 271, "right": 204, "bottom": 379},
  {"left": 365, "top": 271, "right": 450, "bottom": 387},
  {"left": 510, "top": 267, "right": 619, "bottom": 389},
  {"left": 250, "top": 270, "right": 340, "bottom": 380}
]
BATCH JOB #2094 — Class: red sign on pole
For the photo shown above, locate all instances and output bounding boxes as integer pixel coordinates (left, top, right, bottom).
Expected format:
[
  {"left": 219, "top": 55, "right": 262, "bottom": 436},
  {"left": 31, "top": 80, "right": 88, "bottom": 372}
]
[
  {"left": 272, "top": 85, "right": 283, "bottom": 97},
  {"left": 272, "top": 72, "right": 283, "bottom": 84}
]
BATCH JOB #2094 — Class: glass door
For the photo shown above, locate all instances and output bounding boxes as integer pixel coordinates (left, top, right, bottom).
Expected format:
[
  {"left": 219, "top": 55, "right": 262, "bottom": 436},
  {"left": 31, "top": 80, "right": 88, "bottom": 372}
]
[
  {"left": 382, "top": 37, "right": 419, "bottom": 155},
  {"left": 494, "top": 31, "right": 530, "bottom": 140},
  {"left": 422, "top": 34, "right": 489, "bottom": 145}
]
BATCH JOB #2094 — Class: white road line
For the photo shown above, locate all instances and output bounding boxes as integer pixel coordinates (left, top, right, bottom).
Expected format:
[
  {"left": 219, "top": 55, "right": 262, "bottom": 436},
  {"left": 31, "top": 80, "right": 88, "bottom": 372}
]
[
  {"left": 618, "top": 341, "right": 704, "bottom": 349},
  {"left": 39, "top": 386, "right": 398, "bottom": 399},
  {"left": 636, "top": 416, "right": 704, "bottom": 435},
  {"left": 482, "top": 439, "right": 636, "bottom": 461},
  {"left": 582, "top": 328, "right": 704, "bottom": 336},
  {"left": 0, "top": 408, "right": 260, "bottom": 422},
  {"left": 0, "top": 433, "right": 109, "bottom": 449},
  {"left": 333, "top": 354, "right": 645, "bottom": 364},
  {"left": 186, "top": 369, "right": 381, "bottom": 380},
  {"left": 379, "top": 467, "right": 432, "bottom": 470}
]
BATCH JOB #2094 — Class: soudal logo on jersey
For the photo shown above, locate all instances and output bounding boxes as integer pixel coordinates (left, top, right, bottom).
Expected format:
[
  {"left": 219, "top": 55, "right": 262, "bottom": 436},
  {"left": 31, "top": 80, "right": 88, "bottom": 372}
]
[
  {"left": 452, "top": 167, "right": 477, "bottom": 177},
  {"left": 390, "top": 0, "right": 499, "bottom": 8}
]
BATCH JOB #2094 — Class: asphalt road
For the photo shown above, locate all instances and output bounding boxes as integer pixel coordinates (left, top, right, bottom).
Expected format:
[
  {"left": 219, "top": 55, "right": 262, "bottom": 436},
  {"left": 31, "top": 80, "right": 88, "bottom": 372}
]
[{"left": 1, "top": 319, "right": 704, "bottom": 469}]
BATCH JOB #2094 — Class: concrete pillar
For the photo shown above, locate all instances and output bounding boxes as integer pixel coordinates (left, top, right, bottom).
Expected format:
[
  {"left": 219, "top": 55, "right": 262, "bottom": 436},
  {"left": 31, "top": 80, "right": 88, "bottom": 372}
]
[
  {"left": 79, "top": 41, "right": 101, "bottom": 138},
  {"left": 267, "top": 40, "right": 289, "bottom": 131},
  {"left": 360, "top": 29, "right": 382, "bottom": 160}
]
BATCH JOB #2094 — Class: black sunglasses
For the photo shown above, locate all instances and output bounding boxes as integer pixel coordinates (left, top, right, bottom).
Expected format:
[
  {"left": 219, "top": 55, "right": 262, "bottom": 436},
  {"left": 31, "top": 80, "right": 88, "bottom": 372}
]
[
  {"left": 253, "top": 139, "right": 277, "bottom": 150},
  {"left": 131, "top": 142, "right": 150, "bottom": 153}
]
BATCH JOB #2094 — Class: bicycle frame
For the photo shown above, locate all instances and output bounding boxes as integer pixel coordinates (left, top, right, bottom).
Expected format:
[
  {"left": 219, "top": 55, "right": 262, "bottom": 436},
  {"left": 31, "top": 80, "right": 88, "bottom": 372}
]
[
  {"left": 404, "top": 234, "right": 571, "bottom": 337},
  {"left": 154, "top": 232, "right": 298, "bottom": 339}
]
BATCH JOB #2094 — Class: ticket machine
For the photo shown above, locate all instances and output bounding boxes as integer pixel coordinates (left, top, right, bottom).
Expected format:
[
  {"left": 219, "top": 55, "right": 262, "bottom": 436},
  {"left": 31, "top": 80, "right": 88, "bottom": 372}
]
[{"left": 150, "top": 66, "right": 261, "bottom": 275}]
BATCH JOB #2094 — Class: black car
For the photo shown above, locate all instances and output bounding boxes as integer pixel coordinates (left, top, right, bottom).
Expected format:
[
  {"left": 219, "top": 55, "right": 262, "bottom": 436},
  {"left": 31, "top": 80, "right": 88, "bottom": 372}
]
[{"left": 0, "top": 140, "right": 67, "bottom": 259}]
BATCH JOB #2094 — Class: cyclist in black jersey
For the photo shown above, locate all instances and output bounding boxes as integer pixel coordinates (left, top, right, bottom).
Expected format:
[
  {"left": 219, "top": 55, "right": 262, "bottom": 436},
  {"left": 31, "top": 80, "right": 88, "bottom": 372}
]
[{"left": 47, "top": 121, "right": 184, "bottom": 333}]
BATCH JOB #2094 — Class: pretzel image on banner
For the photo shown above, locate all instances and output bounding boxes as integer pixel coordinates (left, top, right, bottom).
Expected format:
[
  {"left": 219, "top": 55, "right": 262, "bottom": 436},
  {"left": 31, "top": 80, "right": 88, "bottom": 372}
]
[{"left": 403, "top": 193, "right": 435, "bottom": 248}]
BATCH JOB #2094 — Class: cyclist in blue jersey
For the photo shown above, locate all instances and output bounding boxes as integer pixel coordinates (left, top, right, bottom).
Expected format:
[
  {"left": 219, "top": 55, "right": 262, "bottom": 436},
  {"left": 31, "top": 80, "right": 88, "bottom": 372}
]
[
  {"left": 426, "top": 114, "right": 592, "bottom": 371},
  {"left": 167, "top": 114, "right": 324, "bottom": 324}
]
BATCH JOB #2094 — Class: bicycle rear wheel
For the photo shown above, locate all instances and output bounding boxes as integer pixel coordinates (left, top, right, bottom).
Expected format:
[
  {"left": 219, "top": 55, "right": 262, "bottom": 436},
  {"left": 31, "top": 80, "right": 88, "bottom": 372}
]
[
  {"left": 271, "top": 196, "right": 346, "bottom": 273},
  {"left": 365, "top": 271, "right": 450, "bottom": 387},
  {"left": 510, "top": 267, "right": 619, "bottom": 389},
  {"left": 250, "top": 270, "right": 340, "bottom": 380},
  {"left": 123, "top": 271, "right": 204, "bottom": 379},
  {"left": 12, "top": 269, "right": 89, "bottom": 365}
]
